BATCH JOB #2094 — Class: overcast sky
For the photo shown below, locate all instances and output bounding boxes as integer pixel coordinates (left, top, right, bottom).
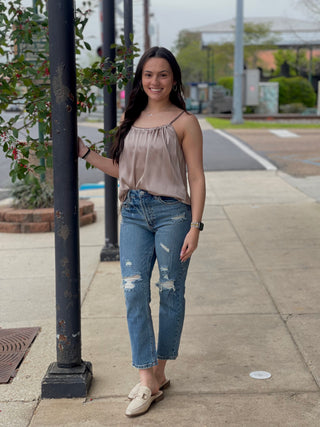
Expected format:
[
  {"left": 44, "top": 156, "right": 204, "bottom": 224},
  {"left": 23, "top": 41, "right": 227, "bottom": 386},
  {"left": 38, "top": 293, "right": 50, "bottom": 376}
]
[
  {"left": 6, "top": 0, "right": 316, "bottom": 59},
  {"left": 81, "top": 0, "right": 315, "bottom": 56},
  {"left": 150, "top": 0, "right": 310, "bottom": 48}
]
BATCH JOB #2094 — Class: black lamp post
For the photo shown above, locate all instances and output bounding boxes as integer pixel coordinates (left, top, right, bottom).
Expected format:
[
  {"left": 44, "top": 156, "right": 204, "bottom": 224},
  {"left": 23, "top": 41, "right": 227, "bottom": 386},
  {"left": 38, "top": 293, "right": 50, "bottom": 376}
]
[
  {"left": 41, "top": 0, "right": 92, "bottom": 398},
  {"left": 100, "top": 0, "right": 119, "bottom": 262}
]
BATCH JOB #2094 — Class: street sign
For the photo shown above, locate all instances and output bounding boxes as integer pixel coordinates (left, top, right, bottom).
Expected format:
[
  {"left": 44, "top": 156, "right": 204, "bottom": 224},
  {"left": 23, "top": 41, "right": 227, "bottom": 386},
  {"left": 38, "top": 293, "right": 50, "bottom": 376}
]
[
  {"left": 17, "top": 35, "right": 48, "bottom": 86},
  {"left": 18, "top": 36, "right": 47, "bottom": 64}
]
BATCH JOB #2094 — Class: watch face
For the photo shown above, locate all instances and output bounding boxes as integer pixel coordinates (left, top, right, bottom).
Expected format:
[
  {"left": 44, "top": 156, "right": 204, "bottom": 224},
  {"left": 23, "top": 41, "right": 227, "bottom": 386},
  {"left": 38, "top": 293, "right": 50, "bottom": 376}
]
[{"left": 199, "top": 222, "right": 204, "bottom": 231}]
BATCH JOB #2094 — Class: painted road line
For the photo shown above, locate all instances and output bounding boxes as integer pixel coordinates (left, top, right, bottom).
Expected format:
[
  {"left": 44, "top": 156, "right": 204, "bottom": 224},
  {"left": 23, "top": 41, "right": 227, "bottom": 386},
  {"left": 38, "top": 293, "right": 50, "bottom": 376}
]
[
  {"left": 269, "top": 129, "right": 299, "bottom": 138},
  {"left": 214, "top": 129, "right": 277, "bottom": 171}
]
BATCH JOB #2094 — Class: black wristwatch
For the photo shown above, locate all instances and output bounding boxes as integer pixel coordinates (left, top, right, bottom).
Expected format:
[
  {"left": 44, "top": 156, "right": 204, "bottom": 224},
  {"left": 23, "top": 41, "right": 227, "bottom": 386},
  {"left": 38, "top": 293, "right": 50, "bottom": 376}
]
[{"left": 191, "top": 221, "right": 204, "bottom": 231}]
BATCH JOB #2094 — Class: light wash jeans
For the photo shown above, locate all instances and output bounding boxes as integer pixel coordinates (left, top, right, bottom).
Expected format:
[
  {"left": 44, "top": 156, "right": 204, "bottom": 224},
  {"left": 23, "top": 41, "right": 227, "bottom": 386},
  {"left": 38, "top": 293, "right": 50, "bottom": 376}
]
[{"left": 120, "top": 190, "right": 191, "bottom": 369}]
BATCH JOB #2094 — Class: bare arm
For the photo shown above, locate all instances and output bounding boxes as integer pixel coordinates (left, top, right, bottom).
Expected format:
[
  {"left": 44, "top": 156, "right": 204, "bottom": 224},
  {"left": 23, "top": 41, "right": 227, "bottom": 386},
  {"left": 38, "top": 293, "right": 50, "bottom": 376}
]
[
  {"left": 78, "top": 137, "right": 119, "bottom": 179},
  {"left": 179, "top": 114, "right": 206, "bottom": 262}
]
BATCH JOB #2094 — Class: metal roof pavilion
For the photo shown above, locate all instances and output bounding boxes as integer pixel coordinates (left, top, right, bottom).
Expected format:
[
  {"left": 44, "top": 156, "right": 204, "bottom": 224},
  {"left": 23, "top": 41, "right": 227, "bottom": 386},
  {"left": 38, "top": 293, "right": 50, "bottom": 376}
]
[{"left": 191, "top": 17, "right": 320, "bottom": 48}]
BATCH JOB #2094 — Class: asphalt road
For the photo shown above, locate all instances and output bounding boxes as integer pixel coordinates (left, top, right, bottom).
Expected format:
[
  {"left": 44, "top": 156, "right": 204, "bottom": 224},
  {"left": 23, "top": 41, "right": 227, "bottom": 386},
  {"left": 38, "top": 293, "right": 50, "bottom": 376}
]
[
  {"left": 2, "top": 116, "right": 267, "bottom": 201},
  {"left": 0, "top": 116, "right": 105, "bottom": 200},
  {"left": 2, "top": 114, "right": 319, "bottom": 201},
  {"left": 202, "top": 128, "right": 267, "bottom": 172}
]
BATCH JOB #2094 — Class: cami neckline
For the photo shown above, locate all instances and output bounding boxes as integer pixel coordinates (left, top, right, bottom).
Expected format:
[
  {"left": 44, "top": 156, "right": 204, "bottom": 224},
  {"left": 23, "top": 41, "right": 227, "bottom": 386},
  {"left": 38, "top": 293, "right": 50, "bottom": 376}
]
[
  {"left": 132, "top": 110, "right": 185, "bottom": 131},
  {"left": 132, "top": 123, "right": 173, "bottom": 130}
]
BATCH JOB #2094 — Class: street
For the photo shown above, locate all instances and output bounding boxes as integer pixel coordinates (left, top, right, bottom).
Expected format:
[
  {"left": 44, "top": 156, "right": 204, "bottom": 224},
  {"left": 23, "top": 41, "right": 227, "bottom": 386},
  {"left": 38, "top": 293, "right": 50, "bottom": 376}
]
[
  {"left": 226, "top": 127, "right": 320, "bottom": 177},
  {"left": 1, "top": 113, "right": 320, "bottom": 201},
  {"left": 202, "top": 126, "right": 275, "bottom": 172},
  {"left": 0, "top": 114, "right": 105, "bottom": 200}
]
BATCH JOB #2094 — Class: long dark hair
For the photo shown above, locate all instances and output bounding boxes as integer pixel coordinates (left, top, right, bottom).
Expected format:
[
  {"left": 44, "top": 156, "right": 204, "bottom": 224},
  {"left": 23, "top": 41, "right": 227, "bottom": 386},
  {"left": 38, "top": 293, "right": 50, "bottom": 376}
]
[{"left": 110, "top": 46, "right": 186, "bottom": 163}]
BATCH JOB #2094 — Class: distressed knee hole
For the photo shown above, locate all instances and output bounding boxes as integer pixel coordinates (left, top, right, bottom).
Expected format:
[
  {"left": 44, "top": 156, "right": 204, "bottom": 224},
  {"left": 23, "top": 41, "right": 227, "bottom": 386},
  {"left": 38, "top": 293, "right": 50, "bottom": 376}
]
[
  {"left": 157, "top": 267, "right": 175, "bottom": 292},
  {"left": 158, "top": 266, "right": 175, "bottom": 291},
  {"left": 157, "top": 280, "right": 175, "bottom": 292},
  {"left": 122, "top": 274, "right": 141, "bottom": 290}
]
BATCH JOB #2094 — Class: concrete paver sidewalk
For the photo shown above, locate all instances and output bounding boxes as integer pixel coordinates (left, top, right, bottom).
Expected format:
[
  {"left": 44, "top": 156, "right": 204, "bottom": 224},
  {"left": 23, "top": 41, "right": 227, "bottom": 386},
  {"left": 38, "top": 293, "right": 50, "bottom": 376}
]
[{"left": 1, "top": 141, "right": 320, "bottom": 425}]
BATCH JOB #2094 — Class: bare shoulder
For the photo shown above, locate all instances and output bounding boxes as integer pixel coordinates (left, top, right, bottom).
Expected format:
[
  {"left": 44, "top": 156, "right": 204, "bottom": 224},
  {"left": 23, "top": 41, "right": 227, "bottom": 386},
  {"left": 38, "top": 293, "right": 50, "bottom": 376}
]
[
  {"left": 182, "top": 112, "right": 202, "bottom": 139},
  {"left": 174, "top": 111, "right": 201, "bottom": 142},
  {"left": 180, "top": 111, "right": 199, "bottom": 126}
]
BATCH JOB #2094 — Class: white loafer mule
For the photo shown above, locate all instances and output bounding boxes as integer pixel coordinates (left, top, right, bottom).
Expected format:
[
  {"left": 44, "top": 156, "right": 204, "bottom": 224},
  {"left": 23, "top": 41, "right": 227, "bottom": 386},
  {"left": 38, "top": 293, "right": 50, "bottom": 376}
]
[
  {"left": 125, "top": 386, "right": 164, "bottom": 417},
  {"left": 128, "top": 379, "right": 170, "bottom": 400}
]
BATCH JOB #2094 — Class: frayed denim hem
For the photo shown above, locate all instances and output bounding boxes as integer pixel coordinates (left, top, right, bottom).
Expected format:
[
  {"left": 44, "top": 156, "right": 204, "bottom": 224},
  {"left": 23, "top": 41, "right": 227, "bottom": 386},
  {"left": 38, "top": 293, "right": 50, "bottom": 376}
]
[
  {"left": 157, "top": 354, "right": 178, "bottom": 361},
  {"left": 132, "top": 360, "right": 158, "bottom": 369}
]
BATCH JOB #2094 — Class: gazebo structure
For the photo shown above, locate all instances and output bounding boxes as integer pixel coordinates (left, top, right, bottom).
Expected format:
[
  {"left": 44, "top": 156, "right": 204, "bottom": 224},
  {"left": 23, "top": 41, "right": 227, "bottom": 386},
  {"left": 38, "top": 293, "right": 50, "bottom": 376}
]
[
  {"left": 192, "top": 17, "right": 320, "bottom": 48},
  {"left": 186, "top": 17, "right": 320, "bottom": 114},
  {"left": 191, "top": 17, "right": 320, "bottom": 82}
]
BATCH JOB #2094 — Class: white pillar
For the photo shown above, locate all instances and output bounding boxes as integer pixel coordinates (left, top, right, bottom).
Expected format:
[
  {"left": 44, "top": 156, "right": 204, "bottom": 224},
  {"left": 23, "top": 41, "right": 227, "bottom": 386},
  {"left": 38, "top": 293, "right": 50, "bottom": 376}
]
[{"left": 231, "top": 0, "right": 244, "bottom": 124}]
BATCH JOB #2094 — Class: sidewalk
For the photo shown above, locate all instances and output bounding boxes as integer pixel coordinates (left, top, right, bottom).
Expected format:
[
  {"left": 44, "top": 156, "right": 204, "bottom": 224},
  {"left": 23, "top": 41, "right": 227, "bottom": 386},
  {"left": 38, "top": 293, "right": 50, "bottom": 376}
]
[{"left": 1, "top": 135, "right": 320, "bottom": 425}]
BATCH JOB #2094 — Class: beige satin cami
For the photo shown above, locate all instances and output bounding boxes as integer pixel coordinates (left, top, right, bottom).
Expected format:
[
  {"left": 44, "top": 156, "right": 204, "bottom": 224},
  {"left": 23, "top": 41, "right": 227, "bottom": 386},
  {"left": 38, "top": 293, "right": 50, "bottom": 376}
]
[{"left": 119, "top": 111, "right": 190, "bottom": 205}]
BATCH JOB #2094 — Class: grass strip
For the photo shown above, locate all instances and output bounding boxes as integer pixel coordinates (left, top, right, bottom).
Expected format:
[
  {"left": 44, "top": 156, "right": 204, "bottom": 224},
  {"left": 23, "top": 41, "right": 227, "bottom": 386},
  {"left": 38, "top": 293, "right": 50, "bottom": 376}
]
[{"left": 206, "top": 117, "right": 320, "bottom": 129}]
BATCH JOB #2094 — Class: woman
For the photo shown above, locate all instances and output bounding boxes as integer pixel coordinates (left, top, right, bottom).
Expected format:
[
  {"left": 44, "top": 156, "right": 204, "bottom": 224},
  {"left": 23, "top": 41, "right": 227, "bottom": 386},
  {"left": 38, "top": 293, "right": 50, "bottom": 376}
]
[{"left": 78, "top": 46, "right": 205, "bottom": 417}]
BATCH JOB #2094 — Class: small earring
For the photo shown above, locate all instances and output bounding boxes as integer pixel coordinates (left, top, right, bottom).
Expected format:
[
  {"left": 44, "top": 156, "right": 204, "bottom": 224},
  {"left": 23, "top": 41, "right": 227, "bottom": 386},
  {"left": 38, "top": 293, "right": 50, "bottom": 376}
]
[{"left": 172, "top": 84, "right": 178, "bottom": 92}]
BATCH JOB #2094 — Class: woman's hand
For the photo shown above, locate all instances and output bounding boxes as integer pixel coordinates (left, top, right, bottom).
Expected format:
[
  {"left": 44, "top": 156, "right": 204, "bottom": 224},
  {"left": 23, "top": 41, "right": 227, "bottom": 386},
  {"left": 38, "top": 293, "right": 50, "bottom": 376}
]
[
  {"left": 78, "top": 137, "right": 88, "bottom": 158},
  {"left": 77, "top": 136, "right": 119, "bottom": 178},
  {"left": 180, "top": 227, "right": 200, "bottom": 262}
]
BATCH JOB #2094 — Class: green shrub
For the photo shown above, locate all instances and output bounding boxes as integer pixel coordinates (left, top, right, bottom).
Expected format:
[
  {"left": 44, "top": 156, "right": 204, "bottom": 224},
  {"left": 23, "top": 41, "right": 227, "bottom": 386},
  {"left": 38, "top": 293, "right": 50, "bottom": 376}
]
[
  {"left": 289, "top": 77, "right": 316, "bottom": 107},
  {"left": 279, "top": 103, "right": 305, "bottom": 113},
  {"left": 11, "top": 176, "right": 54, "bottom": 209},
  {"left": 270, "top": 76, "right": 316, "bottom": 107},
  {"left": 217, "top": 77, "right": 234, "bottom": 95}
]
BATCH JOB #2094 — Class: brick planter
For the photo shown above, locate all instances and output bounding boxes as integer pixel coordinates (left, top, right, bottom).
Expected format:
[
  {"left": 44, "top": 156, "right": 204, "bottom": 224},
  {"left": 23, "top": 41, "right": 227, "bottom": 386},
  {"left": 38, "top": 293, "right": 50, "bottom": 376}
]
[{"left": 0, "top": 200, "right": 96, "bottom": 233}]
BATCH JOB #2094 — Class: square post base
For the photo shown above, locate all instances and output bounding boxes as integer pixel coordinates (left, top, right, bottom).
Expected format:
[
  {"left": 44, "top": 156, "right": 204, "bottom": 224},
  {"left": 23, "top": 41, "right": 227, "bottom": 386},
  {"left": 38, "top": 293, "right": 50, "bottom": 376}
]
[
  {"left": 100, "top": 245, "right": 119, "bottom": 262},
  {"left": 41, "top": 361, "right": 93, "bottom": 398}
]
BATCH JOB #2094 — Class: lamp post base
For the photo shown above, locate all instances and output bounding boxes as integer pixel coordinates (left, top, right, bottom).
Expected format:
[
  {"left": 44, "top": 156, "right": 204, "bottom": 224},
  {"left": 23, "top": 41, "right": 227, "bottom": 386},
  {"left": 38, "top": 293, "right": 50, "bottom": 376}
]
[
  {"left": 100, "top": 244, "right": 120, "bottom": 262},
  {"left": 41, "top": 361, "right": 93, "bottom": 399}
]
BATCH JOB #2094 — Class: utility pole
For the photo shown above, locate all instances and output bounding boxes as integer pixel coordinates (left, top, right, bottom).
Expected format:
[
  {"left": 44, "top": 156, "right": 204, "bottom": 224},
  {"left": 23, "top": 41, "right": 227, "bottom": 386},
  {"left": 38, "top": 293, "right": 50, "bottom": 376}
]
[
  {"left": 100, "top": 0, "right": 119, "bottom": 262},
  {"left": 231, "top": 0, "right": 244, "bottom": 124},
  {"left": 42, "top": 0, "right": 92, "bottom": 398},
  {"left": 144, "top": 0, "right": 150, "bottom": 51}
]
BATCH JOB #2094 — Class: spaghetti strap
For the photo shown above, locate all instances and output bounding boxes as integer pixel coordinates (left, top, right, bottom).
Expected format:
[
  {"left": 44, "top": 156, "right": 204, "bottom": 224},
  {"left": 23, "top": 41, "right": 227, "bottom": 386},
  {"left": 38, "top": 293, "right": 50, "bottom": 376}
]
[{"left": 169, "top": 110, "right": 185, "bottom": 125}]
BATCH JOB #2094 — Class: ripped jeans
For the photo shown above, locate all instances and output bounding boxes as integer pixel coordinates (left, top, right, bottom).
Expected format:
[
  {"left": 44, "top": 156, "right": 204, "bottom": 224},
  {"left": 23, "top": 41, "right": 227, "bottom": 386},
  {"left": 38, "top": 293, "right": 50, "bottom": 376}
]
[{"left": 120, "top": 190, "right": 191, "bottom": 369}]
